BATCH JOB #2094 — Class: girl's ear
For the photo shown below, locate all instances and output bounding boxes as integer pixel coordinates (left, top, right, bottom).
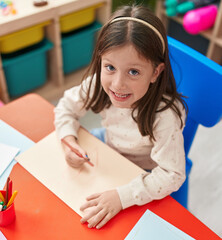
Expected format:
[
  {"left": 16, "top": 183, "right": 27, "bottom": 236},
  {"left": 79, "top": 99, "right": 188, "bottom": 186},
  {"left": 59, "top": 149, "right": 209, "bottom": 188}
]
[{"left": 151, "top": 63, "right": 165, "bottom": 83}]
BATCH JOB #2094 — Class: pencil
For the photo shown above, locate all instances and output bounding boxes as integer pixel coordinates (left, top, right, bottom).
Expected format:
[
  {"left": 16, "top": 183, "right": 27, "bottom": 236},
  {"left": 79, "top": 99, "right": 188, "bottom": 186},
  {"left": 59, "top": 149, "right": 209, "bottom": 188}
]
[
  {"left": 7, "top": 190, "right": 18, "bottom": 208},
  {"left": 8, "top": 179, "right": 12, "bottom": 200},
  {"left": 5, "top": 177, "right": 10, "bottom": 205},
  {"left": 0, "top": 192, "right": 5, "bottom": 202},
  {"left": 61, "top": 139, "right": 94, "bottom": 167}
]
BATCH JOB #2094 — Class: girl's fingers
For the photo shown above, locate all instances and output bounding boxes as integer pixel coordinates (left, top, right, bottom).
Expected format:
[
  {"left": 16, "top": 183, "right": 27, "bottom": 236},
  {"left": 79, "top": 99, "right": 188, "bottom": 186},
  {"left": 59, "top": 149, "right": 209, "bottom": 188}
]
[
  {"left": 90, "top": 209, "right": 108, "bottom": 228},
  {"left": 66, "top": 161, "right": 82, "bottom": 168},
  {"left": 95, "top": 212, "right": 112, "bottom": 229},
  {"left": 65, "top": 151, "right": 86, "bottom": 168},
  {"left": 67, "top": 143, "right": 88, "bottom": 159},
  {"left": 80, "top": 190, "right": 122, "bottom": 229},
  {"left": 81, "top": 206, "right": 102, "bottom": 224},
  {"left": 86, "top": 193, "right": 101, "bottom": 201},
  {"left": 62, "top": 137, "right": 88, "bottom": 167},
  {"left": 80, "top": 199, "right": 98, "bottom": 211},
  {"left": 66, "top": 156, "right": 85, "bottom": 168}
]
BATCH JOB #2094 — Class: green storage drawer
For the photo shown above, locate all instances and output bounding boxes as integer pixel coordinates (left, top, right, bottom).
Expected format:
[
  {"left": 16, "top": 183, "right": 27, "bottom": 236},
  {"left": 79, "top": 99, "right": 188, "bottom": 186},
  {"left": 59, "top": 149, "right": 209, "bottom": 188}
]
[
  {"left": 62, "top": 21, "right": 102, "bottom": 74},
  {"left": 2, "top": 39, "right": 53, "bottom": 97}
]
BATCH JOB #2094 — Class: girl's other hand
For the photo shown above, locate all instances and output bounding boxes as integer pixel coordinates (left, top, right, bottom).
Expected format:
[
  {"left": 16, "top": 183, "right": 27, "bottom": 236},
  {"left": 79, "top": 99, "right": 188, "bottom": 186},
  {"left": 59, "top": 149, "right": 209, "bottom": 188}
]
[
  {"left": 80, "top": 190, "right": 122, "bottom": 229},
  {"left": 62, "top": 135, "right": 88, "bottom": 168}
]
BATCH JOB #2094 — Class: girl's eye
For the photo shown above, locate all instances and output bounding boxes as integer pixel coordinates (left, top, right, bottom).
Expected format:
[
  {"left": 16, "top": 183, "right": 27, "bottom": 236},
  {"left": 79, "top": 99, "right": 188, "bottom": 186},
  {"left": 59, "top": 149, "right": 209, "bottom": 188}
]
[
  {"left": 105, "top": 65, "right": 115, "bottom": 72},
  {"left": 129, "top": 69, "right": 139, "bottom": 76}
]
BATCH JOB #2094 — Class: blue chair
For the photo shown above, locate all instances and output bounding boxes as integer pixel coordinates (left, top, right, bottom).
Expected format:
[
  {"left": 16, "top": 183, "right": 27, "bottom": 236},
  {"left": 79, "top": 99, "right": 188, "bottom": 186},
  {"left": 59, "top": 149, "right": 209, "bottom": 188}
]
[{"left": 168, "top": 36, "right": 222, "bottom": 209}]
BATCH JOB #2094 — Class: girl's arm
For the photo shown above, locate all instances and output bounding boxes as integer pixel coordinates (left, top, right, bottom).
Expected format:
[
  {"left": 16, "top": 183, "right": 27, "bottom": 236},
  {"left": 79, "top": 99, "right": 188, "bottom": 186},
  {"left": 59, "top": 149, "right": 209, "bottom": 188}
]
[
  {"left": 54, "top": 85, "right": 86, "bottom": 140},
  {"left": 54, "top": 76, "right": 95, "bottom": 139},
  {"left": 117, "top": 106, "right": 186, "bottom": 209},
  {"left": 54, "top": 76, "right": 94, "bottom": 167}
]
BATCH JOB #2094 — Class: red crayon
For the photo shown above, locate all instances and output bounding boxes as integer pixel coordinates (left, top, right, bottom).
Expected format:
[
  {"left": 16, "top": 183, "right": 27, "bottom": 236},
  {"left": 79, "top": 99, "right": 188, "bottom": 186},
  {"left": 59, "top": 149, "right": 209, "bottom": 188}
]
[{"left": 61, "top": 138, "right": 94, "bottom": 167}]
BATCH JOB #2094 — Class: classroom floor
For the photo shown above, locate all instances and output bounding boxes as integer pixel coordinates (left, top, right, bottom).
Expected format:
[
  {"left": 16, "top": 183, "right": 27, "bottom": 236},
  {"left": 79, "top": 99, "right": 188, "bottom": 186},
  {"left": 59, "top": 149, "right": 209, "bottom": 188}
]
[{"left": 52, "top": 102, "right": 222, "bottom": 238}]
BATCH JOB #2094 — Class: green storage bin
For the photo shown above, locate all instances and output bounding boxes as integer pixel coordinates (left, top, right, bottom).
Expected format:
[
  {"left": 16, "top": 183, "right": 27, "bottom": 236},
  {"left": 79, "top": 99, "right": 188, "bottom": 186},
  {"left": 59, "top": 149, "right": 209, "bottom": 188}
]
[
  {"left": 62, "top": 21, "right": 102, "bottom": 74},
  {"left": 2, "top": 39, "right": 53, "bottom": 97}
]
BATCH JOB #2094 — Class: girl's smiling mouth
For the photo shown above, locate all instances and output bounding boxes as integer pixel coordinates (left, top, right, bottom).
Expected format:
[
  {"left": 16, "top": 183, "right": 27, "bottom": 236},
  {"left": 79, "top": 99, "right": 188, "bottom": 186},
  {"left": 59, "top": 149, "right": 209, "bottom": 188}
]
[{"left": 110, "top": 89, "right": 131, "bottom": 101}]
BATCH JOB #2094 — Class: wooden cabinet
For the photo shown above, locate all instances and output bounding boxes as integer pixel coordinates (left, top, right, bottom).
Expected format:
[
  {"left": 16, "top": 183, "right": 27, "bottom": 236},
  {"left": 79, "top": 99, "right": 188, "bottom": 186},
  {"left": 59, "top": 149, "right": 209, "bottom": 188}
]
[
  {"left": 155, "top": 1, "right": 222, "bottom": 64},
  {"left": 0, "top": 0, "right": 111, "bottom": 103}
]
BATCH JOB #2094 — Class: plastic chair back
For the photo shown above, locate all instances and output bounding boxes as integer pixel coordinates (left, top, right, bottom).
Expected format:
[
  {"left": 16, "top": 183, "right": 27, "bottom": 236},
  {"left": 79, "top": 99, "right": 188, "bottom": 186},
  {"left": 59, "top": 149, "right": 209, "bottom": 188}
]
[
  {"left": 168, "top": 36, "right": 222, "bottom": 154},
  {"left": 168, "top": 36, "right": 222, "bottom": 208}
]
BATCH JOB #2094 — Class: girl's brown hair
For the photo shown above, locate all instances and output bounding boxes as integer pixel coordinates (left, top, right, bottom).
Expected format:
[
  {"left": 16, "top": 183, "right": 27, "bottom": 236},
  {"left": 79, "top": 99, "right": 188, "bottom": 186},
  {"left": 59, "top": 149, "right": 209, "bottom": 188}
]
[{"left": 82, "top": 5, "right": 187, "bottom": 140}]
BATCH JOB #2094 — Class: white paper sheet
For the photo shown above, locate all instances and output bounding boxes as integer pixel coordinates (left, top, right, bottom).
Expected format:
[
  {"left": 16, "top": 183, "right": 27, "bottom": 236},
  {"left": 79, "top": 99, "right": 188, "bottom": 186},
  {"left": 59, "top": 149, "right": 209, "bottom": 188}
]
[
  {"left": 0, "top": 143, "right": 20, "bottom": 176},
  {"left": 16, "top": 129, "right": 146, "bottom": 217}
]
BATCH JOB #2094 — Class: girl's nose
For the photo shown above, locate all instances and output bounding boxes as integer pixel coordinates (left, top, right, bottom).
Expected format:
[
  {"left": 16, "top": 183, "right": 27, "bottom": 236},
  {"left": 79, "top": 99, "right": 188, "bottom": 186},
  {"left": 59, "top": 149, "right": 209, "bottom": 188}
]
[{"left": 112, "top": 73, "right": 126, "bottom": 91}]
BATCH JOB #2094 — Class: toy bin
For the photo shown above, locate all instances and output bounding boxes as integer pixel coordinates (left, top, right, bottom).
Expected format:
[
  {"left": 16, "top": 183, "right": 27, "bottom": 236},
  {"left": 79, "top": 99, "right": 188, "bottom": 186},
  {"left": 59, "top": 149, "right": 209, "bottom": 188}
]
[
  {"left": 62, "top": 21, "right": 102, "bottom": 74},
  {"left": 2, "top": 39, "right": 53, "bottom": 97},
  {"left": 0, "top": 21, "right": 50, "bottom": 54},
  {"left": 60, "top": 4, "right": 102, "bottom": 33}
]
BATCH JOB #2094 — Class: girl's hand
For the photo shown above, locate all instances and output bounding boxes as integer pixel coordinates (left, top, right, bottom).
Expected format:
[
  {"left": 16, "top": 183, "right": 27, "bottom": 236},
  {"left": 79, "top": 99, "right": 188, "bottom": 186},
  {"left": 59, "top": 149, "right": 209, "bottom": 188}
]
[
  {"left": 80, "top": 190, "right": 122, "bottom": 229},
  {"left": 62, "top": 135, "right": 88, "bottom": 168}
]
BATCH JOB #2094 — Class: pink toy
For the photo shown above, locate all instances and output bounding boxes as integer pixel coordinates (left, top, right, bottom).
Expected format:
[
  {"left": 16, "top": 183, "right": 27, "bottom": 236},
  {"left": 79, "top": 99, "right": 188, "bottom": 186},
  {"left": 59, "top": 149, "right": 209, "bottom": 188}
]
[{"left": 183, "top": 5, "right": 218, "bottom": 35}]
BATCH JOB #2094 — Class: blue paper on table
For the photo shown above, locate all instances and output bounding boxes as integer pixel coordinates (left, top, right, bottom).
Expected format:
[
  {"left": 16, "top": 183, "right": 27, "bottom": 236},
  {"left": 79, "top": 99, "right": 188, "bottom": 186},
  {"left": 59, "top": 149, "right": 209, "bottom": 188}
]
[
  {"left": 0, "top": 120, "right": 34, "bottom": 188},
  {"left": 125, "top": 209, "right": 195, "bottom": 240}
]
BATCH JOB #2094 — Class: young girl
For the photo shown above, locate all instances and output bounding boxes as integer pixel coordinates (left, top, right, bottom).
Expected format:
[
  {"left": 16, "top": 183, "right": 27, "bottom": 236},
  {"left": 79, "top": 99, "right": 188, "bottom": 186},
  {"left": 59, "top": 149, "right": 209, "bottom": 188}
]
[{"left": 54, "top": 5, "right": 187, "bottom": 229}]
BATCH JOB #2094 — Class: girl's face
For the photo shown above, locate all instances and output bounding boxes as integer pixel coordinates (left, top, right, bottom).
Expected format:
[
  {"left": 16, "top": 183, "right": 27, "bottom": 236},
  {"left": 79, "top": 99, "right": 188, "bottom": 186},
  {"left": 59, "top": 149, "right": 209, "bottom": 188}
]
[{"left": 101, "top": 44, "right": 164, "bottom": 108}]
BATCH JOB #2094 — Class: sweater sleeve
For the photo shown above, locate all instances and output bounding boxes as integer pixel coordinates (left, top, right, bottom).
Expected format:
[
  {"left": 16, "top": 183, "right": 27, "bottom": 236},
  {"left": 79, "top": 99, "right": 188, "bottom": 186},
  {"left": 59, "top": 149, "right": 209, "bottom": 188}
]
[
  {"left": 54, "top": 77, "right": 92, "bottom": 139},
  {"left": 116, "top": 106, "right": 186, "bottom": 209}
]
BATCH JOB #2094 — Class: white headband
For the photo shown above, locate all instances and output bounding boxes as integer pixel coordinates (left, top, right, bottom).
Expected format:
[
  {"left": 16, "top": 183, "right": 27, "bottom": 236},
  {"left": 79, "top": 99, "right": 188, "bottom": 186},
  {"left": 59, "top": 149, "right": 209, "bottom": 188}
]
[{"left": 110, "top": 17, "right": 165, "bottom": 54}]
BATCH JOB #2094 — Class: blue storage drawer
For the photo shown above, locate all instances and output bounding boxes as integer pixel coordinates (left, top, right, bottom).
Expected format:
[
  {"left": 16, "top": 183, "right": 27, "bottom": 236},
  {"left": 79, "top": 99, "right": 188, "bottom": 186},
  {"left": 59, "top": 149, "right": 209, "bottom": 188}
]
[
  {"left": 2, "top": 39, "right": 53, "bottom": 97},
  {"left": 62, "top": 21, "right": 102, "bottom": 74}
]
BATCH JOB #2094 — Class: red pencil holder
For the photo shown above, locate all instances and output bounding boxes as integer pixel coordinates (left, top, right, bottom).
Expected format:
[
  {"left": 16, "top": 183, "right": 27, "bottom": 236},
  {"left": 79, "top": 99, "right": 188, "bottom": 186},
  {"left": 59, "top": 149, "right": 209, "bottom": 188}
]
[{"left": 0, "top": 190, "right": 16, "bottom": 227}]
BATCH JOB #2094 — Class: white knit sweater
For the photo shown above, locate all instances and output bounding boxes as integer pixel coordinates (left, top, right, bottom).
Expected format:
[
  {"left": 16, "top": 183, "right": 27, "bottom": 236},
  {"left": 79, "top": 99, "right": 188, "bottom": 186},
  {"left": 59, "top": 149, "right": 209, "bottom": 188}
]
[{"left": 54, "top": 77, "right": 186, "bottom": 209}]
